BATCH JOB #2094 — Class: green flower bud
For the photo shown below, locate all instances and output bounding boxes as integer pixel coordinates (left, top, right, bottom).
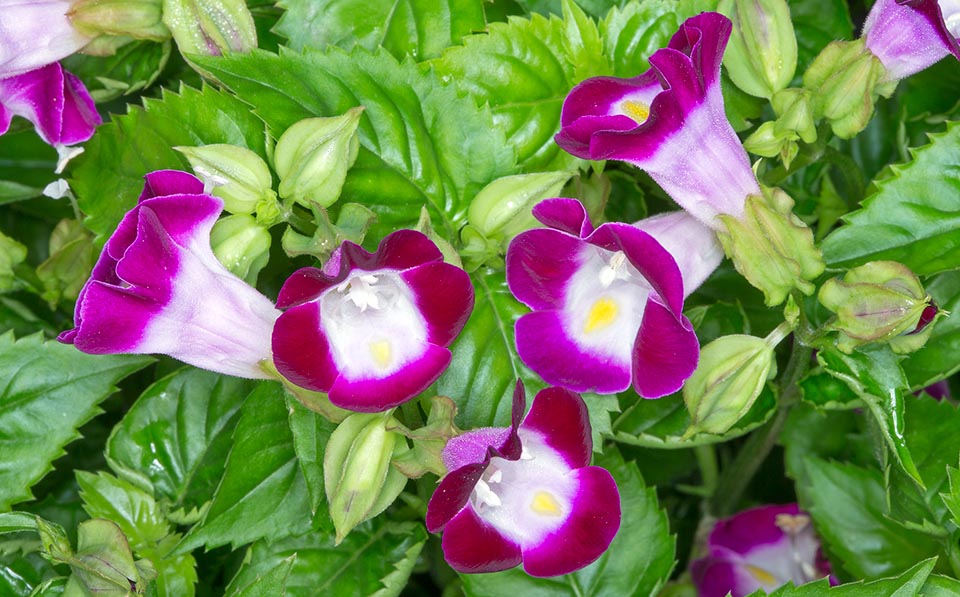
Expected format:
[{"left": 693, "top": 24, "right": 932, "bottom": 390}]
[
  {"left": 818, "top": 261, "right": 938, "bottom": 354},
  {"left": 175, "top": 144, "right": 274, "bottom": 215},
  {"left": 802, "top": 39, "right": 888, "bottom": 139},
  {"left": 324, "top": 412, "right": 409, "bottom": 543},
  {"left": 210, "top": 214, "right": 271, "bottom": 284},
  {"left": 68, "top": 0, "right": 169, "bottom": 41},
  {"left": 771, "top": 89, "right": 816, "bottom": 144},
  {"left": 467, "top": 171, "right": 573, "bottom": 249},
  {"left": 683, "top": 334, "right": 778, "bottom": 437},
  {"left": 161, "top": 0, "right": 257, "bottom": 56},
  {"left": 274, "top": 108, "right": 363, "bottom": 208},
  {"left": 717, "top": 187, "right": 825, "bottom": 306},
  {"left": 718, "top": 0, "right": 797, "bottom": 98}
]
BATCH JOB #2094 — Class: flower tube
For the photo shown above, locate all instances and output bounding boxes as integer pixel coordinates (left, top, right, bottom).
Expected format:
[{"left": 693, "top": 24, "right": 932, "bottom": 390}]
[
  {"left": 691, "top": 503, "right": 836, "bottom": 597},
  {"left": 59, "top": 170, "right": 280, "bottom": 379},
  {"left": 271, "top": 230, "right": 474, "bottom": 412},
  {"left": 426, "top": 382, "right": 620, "bottom": 577},
  {"left": 0, "top": 0, "right": 91, "bottom": 79},
  {"left": 506, "top": 198, "right": 718, "bottom": 398},
  {"left": 863, "top": 0, "right": 960, "bottom": 81}
]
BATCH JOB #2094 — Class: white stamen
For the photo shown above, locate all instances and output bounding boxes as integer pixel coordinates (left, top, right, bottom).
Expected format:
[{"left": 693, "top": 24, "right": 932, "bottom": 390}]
[
  {"left": 598, "top": 251, "right": 629, "bottom": 288},
  {"left": 193, "top": 165, "right": 230, "bottom": 195},
  {"left": 55, "top": 145, "right": 84, "bottom": 174},
  {"left": 520, "top": 444, "right": 534, "bottom": 460},
  {"left": 473, "top": 478, "right": 502, "bottom": 509},
  {"left": 336, "top": 274, "right": 382, "bottom": 311},
  {"left": 488, "top": 469, "right": 503, "bottom": 484}
]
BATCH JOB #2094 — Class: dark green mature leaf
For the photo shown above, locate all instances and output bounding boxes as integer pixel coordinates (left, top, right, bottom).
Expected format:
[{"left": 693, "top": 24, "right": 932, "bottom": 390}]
[
  {"left": 192, "top": 47, "right": 517, "bottom": 243},
  {"left": 797, "top": 458, "right": 940, "bottom": 580},
  {"left": 436, "top": 269, "right": 544, "bottom": 429},
  {"left": 922, "top": 574, "right": 960, "bottom": 597},
  {"left": 821, "top": 122, "right": 960, "bottom": 275},
  {"left": 613, "top": 386, "right": 776, "bottom": 449},
  {"left": 70, "top": 84, "right": 269, "bottom": 244},
  {"left": 747, "top": 558, "right": 935, "bottom": 596},
  {"left": 0, "top": 333, "right": 151, "bottom": 511},
  {"left": 63, "top": 41, "right": 171, "bottom": 102},
  {"left": 817, "top": 346, "right": 922, "bottom": 484},
  {"left": 275, "top": 0, "right": 486, "bottom": 61},
  {"left": 433, "top": 12, "right": 578, "bottom": 171},
  {"left": 106, "top": 369, "right": 255, "bottom": 514},
  {"left": 224, "top": 521, "right": 427, "bottom": 597},
  {"left": 798, "top": 370, "right": 860, "bottom": 410},
  {"left": 789, "top": 0, "right": 854, "bottom": 72},
  {"left": 463, "top": 449, "right": 674, "bottom": 597},
  {"left": 902, "top": 271, "right": 960, "bottom": 389},
  {"left": 0, "top": 551, "right": 55, "bottom": 596},
  {"left": 287, "top": 397, "right": 336, "bottom": 518},
  {"left": 176, "top": 382, "right": 312, "bottom": 552},
  {"left": 228, "top": 555, "right": 295, "bottom": 597}
]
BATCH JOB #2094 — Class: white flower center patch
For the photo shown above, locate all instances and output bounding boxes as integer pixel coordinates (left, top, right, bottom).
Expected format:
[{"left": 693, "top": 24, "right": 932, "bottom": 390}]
[
  {"left": 612, "top": 85, "right": 660, "bottom": 125},
  {"left": 563, "top": 247, "right": 651, "bottom": 363},
  {"left": 320, "top": 270, "right": 429, "bottom": 379},
  {"left": 942, "top": 0, "right": 960, "bottom": 38},
  {"left": 469, "top": 430, "right": 576, "bottom": 547}
]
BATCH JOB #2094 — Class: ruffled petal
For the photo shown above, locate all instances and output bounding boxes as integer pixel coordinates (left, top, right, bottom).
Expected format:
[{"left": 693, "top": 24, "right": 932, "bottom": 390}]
[
  {"left": 507, "top": 227, "right": 586, "bottom": 311},
  {"left": 63, "top": 283, "right": 162, "bottom": 353},
  {"left": 401, "top": 262, "right": 474, "bottom": 346},
  {"left": 426, "top": 462, "right": 487, "bottom": 532},
  {"left": 272, "top": 303, "right": 340, "bottom": 392},
  {"left": 442, "top": 427, "right": 513, "bottom": 472},
  {"left": 0, "top": 63, "right": 99, "bottom": 145},
  {"left": 441, "top": 507, "right": 523, "bottom": 573},
  {"left": 531, "top": 197, "right": 595, "bottom": 238},
  {"left": 139, "top": 170, "right": 206, "bottom": 201},
  {"left": 520, "top": 387, "right": 592, "bottom": 468},
  {"left": 520, "top": 466, "right": 621, "bottom": 577},
  {"left": 632, "top": 299, "right": 699, "bottom": 398}
]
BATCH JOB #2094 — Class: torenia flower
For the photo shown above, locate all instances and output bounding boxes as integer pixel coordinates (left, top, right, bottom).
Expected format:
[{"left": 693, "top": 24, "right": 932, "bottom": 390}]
[
  {"left": 555, "top": 12, "right": 759, "bottom": 227},
  {"left": 59, "top": 170, "right": 280, "bottom": 379},
  {"left": 426, "top": 382, "right": 620, "bottom": 577},
  {"left": 0, "top": 0, "right": 92, "bottom": 79},
  {"left": 506, "top": 198, "right": 720, "bottom": 398},
  {"left": 271, "top": 230, "right": 474, "bottom": 412},
  {"left": 691, "top": 504, "right": 835, "bottom": 596},
  {"left": 863, "top": 0, "right": 960, "bottom": 81},
  {"left": 0, "top": 62, "right": 101, "bottom": 148}
]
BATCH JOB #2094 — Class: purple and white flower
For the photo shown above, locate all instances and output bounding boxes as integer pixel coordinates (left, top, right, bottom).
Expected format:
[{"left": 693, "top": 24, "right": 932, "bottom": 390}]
[
  {"left": 271, "top": 230, "right": 474, "bottom": 413},
  {"left": 554, "top": 12, "right": 760, "bottom": 228},
  {"left": 691, "top": 503, "right": 836, "bottom": 597},
  {"left": 506, "top": 198, "right": 721, "bottom": 398},
  {"left": 426, "top": 382, "right": 620, "bottom": 577},
  {"left": 0, "top": 0, "right": 91, "bottom": 79},
  {"left": 863, "top": 0, "right": 960, "bottom": 81},
  {"left": 59, "top": 170, "right": 280, "bottom": 379}
]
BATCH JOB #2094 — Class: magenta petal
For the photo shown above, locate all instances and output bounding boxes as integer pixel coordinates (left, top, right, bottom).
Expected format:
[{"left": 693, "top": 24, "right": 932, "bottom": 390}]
[
  {"left": 426, "top": 462, "right": 487, "bottom": 532},
  {"left": 632, "top": 299, "right": 699, "bottom": 398},
  {"left": 665, "top": 12, "right": 730, "bottom": 89},
  {"left": 275, "top": 267, "right": 337, "bottom": 309},
  {"left": 328, "top": 344, "right": 451, "bottom": 412},
  {"left": 57, "top": 70, "right": 101, "bottom": 145},
  {"left": 442, "top": 427, "right": 513, "bottom": 472},
  {"left": 0, "top": 63, "right": 99, "bottom": 145},
  {"left": 272, "top": 303, "right": 340, "bottom": 392},
  {"left": 515, "top": 311, "right": 631, "bottom": 394},
  {"left": 441, "top": 507, "right": 523, "bottom": 574},
  {"left": 531, "top": 198, "right": 595, "bottom": 237},
  {"left": 372, "top": 229, "right": 444, "bottom": 269},
  {"left": 68, "top": 283, "right": 161, "bottom": 353},
  {"left": 136, "top": 196, "right": 222, "bottom": 247},
  {"left": 691, "top": 556, "right": 759, "bottom": 597},
  {"left": 401, "top": 262, "right": 474, "bottom": 346},
  {"left": 139, "top": 170, "right": 205, "bottom": 201},
  {"left": 506, "top": 227, "right": 585, "bottom": 311},
  {"left": 521, "top": 466, "right": 621, "bottom": 577},
  {"left": 710, "top": 503, "right": 799, "bottom": 555},
  {"left": 521, "top": 387, "right": 592, "bottom": 468}
]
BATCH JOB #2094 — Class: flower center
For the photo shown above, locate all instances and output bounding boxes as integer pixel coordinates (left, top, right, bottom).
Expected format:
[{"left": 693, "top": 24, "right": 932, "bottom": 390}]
[
  {"left": 584, "top": 298, "right": 618, "bottom": 333},
  {"left": 621, "top": 100, "right": 650, "bottom": 124},
  {"left": 335, "top": 273, "right": 386, "bottom": 311},
  {"left": 746, "top": 564, "right": 778, "bottom": 586}
]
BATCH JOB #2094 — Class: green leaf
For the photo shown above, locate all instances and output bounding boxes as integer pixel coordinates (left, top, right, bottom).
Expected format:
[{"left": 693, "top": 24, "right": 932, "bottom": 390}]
[
  {"left": 287, "top": 397, "right": 336, "bottom": 518},
  {"left": 0, "top": 512, "right": 38, "bottom": 534},
  {"left": 433, "top": 12, "right": 578, "bottom": 170},
  {"left": 781, "top": 404, "right": 873, "bottom": 488},
  {"left": 601, "top": 0, "right": 683, "bottom": 78},
  {"left": 0, "top": 180, "right": 42, "bottom": 204},
  {"left": 63, "top": 41, "right": 171, "bottom": 102},
  {"left": 462, "top": 449, "right": 675, "bottom": 597},
  {"left": 224, "top": 521, "right": 427, "bottom": 597},
  {"left": 436, "top": 269, "right": 544, "bottom": 429},
  {"left": 922, "top": 574, "right": 960, "bottom": 596},
  {"left": 797, "top": 458, "right": 940, "bottom": 579},
  {"left": 274, "top": 0, "right": 486, "bottom": 61},
  {"left": 788, "top": 0, "right": 854, "bottom": 72},
  {"left": 612, "top": 387, "right": 776, "bottom": 449},
  {"left": 821, "top": 122, "right": 960, "bottom": 275},
  {"left": 191, "top": 47, "right": 517, "bottom": 243},
  {"left": 798, "top": 370, "right": 860, "bottom": 410},
  {"left": 228, "top": 555, "right": 295, "bottom": 597},
  {"left": 70, "top": 84, "right": 269, "bottom": 244},
  {"left": 176, "top": 382, "right": 313, "bottom": 552},
  {"left": 0, "top": 333, "right": 151, "bottom": 511},
  {"left": 752, "top": 558, "right": 935, "bottom": 596},
  {"left": 902, "top": 271, "right": 960, "bottom": 389},
  {"left": 0, "top": 229, "right": 27, "bottom": 292},
  {"left": 106, "top": 368, "right": 256, "bottom": 514}
]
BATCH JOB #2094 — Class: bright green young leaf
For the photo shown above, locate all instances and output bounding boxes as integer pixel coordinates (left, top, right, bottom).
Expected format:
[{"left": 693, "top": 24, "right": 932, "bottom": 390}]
[
  {"left": 902, "top": 271, "right": 960, "bottom": 389},
  {"left": 0, "top": 180, "right": 41, "bottom": 205},
  {"left": 0, "top": 333, "right": 151, "bottom": 511},
  {"left": 436, "top": 269, "right": 544, "bottom": 429},
  {"left": 106, "top": 368, "right": 256, "bottom": 515},
  {"left": 821, "top": 122, "right": 960, "bottom": 275},
  {"left": 561, "top": 0, "right": 612, "bottom": 82},
  {"left": 798, "top": 370, "right": 860, "bottom": 410},
  {"left": 922, "top": 574, "right": 960, "bottom": 597},
  {"left": 191, "top": 47, "right": 517, "bottom": 243},
  {"left": 601, "top": 0, "right": 682, "bottom": 77},
  {"left": 70, "top": 84, "right": 269, "bottom": 244},
  {"left": 287, "top": 397, "right": 336, "bottom": 519},
  {"left": 797, "top": 458, "right": 940, "bottom": 580},
  {"left": 275, "top": 0, "right": 486, "bottom": 61},
  {"left": 224, "top": 521, "right": 427, "bottom": 597},
  {"left": 228, "top": 555, "right": 295, "bottom": 597},
  {"left": 462, "top": 449, "right": 675, "bottom": 597},
  {"left": 613, "top": 387, "right": 776, "bottom": 449},
  {"left": 176, "top": 382, "right": 313, "bottom": 553}
]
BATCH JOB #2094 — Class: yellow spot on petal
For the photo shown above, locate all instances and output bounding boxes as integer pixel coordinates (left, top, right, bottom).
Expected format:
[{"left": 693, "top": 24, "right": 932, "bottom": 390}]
[
  {"left": 530, "top": 491, "right": 562, "bottom": 516},
  {"left": 370, "top": 340, "right": 392, "bottom": 369},
  {"left": 746, "top": 565, "right": 777, "bottom": 586},
  {"left": 584, "top": 298, "right": 618, "bottom": 333},
  {"left": 621, "top": 100, "right": 650, "bottom": 124}
]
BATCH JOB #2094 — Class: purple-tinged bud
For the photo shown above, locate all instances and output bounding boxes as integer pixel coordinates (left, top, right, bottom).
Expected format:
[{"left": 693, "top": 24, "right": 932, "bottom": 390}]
[{"left": 161, "top": 0, "right": 257, "bottom": 56}]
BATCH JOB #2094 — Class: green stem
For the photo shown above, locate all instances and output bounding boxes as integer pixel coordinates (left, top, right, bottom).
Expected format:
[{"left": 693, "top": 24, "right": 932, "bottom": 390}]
[
  {"left": 708, "top": 336, "right": 812, "bottom": 517},
  {"left": 695, "top": 444, "right": 719, "bottom": 494}
]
